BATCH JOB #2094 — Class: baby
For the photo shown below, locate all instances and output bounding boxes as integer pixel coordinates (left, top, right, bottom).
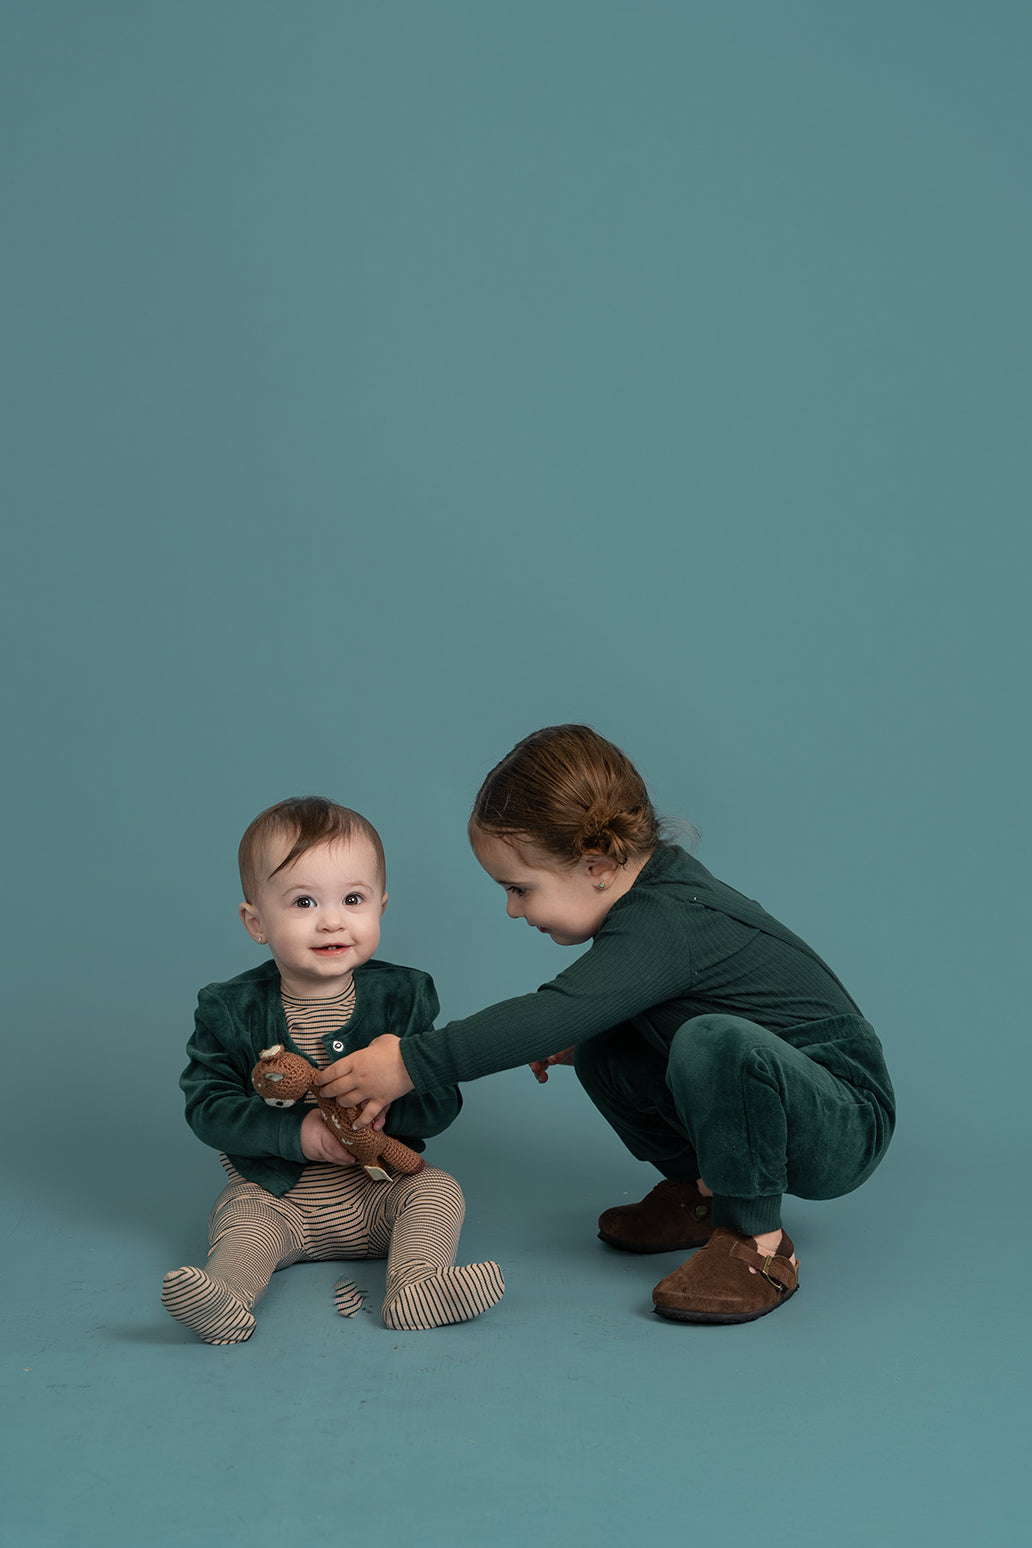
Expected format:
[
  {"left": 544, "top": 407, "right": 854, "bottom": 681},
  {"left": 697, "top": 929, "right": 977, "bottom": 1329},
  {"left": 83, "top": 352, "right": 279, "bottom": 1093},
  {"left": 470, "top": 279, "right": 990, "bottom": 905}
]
[{"left": 162, "top": 795, "right": 503, "bottom": 1344}]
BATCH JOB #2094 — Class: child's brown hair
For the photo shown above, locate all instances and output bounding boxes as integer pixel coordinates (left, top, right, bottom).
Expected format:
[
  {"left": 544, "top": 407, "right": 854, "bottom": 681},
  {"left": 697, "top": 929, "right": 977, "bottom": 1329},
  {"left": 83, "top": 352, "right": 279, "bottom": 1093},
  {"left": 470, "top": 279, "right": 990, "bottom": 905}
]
[
  {"left": 238, "top": 796, "right": 386, "bottom": 901},
  {"left": 469, "top": 724, "right": 662, "bottom": 867}
]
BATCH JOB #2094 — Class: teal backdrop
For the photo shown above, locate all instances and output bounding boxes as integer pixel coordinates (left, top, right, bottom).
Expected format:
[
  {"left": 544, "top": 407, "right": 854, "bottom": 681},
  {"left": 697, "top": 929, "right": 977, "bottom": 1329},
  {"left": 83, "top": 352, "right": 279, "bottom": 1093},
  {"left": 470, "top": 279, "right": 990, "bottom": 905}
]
[{"left": 3, "top": 4, "right": 1027, "bottom": 1545}]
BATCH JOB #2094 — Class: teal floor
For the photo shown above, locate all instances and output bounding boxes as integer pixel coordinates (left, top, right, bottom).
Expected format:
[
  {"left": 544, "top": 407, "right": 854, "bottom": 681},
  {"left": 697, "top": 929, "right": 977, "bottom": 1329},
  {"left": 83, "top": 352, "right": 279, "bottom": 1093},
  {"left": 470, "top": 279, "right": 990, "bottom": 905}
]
[
  {"left": 3, "top": 5, "right": 1028, "bottom": 1541},
  {"left": 4, "top": 1074, "right": 1022, "bottom": 1548}
]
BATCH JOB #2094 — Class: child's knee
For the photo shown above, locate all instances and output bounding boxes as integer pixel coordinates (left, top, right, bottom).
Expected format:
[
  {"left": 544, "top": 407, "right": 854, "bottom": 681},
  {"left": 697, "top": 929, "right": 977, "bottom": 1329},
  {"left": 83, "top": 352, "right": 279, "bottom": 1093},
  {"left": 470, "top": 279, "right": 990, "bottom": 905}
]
[
  {"left": 207, "top": 1186, "right": 301, "bottom": 1252},
  {"left": 670, "top": 1014, "right": 765, "bottom": 1075},
  {"left": 391, "top": 1165, "right": 466, "bottom": 1226},
  {"left": 666, "top": 1016, "right": 783, "bottom": 1124}
]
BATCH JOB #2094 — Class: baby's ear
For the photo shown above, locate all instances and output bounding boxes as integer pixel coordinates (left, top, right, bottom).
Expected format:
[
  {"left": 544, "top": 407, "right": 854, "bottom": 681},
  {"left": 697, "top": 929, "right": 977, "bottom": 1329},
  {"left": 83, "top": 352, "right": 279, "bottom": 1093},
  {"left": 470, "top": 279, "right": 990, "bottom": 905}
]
[
  {"left": 379, "top": 892, "right": 388, "bottom": 916},
  {"left": 239, "top": 900, "right": 265, "bottom": 943}
]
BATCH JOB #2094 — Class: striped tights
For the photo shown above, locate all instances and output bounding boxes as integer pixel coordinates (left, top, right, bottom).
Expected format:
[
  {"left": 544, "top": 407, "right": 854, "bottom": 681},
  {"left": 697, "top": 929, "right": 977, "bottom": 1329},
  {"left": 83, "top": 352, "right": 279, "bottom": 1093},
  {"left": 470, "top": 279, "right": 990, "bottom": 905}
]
[{"left": 162, "top": 1165, "right": 503, "bottom": 1344}]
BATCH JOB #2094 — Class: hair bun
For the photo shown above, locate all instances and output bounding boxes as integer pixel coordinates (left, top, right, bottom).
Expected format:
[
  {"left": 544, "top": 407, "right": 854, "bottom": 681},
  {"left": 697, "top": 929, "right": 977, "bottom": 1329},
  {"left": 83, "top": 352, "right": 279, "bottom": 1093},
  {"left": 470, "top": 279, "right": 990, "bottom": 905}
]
[
  {"left": 469, "top": 723, "right": 662, "bottom": 867},
  {"left": 576, "top": 800, "right": 632, "bottom": 863}
]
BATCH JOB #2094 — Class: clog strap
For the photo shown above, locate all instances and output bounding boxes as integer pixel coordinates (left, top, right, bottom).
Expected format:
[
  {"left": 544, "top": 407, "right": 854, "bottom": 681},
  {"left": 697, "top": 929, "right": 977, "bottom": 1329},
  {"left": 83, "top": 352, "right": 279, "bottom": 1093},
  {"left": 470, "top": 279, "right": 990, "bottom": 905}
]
[{"left": 728, "top": 1239, "right": 799, "bottom": 1293}]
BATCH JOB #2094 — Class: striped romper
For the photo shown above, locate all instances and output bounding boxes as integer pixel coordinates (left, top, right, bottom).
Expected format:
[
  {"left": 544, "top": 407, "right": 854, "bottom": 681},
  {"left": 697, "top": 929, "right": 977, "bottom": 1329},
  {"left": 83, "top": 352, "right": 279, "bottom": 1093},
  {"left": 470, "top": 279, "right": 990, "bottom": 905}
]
[{"left": 163, "top": 983, "right": 503, "bottom": 1344}]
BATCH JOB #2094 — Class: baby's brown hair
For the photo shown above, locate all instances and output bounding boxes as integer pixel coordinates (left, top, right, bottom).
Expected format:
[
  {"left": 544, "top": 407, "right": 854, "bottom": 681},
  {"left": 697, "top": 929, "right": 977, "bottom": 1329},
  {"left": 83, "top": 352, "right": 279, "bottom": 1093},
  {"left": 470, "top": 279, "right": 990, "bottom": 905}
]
[
  {"left": 239, "top": 796, "right": 386, "bottom": 902},
  {"left": 469, "top": 724, "right": 661, "bottom": 868}
]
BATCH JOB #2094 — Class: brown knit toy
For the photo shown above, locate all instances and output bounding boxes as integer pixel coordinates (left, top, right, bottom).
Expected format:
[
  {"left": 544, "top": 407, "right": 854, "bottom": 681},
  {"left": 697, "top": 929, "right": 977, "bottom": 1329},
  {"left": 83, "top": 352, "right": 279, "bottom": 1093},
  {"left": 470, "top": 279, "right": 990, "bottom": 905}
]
[{"left": 251, "top": 1044, "right": 425, "bottom": 1182}]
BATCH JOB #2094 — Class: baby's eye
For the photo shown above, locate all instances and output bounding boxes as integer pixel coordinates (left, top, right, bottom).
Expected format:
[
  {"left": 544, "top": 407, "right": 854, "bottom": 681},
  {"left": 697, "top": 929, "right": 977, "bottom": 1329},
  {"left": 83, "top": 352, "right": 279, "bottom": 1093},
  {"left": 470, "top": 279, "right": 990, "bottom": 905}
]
[
  {"left": 344, "top": 892, "right": 364, "bottom": 907},
  {"left": 506, "top": 886, "right": 527, "bottom": 897},
  {"left": 292, "top": 896, "right": 316, "bottom": 909}
]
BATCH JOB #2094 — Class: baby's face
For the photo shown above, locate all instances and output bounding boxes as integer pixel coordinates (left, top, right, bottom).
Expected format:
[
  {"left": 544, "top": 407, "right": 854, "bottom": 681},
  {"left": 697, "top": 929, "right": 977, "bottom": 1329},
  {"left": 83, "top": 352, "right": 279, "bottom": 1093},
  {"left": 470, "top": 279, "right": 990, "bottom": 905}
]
[{"left": 240, "top": 835, "right": 387, "bottom": 999}]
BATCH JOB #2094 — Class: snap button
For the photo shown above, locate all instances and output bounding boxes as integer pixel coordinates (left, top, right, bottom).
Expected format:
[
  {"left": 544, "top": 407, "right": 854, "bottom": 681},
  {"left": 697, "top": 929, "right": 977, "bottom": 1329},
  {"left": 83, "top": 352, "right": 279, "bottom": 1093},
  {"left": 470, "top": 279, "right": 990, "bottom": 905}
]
[{"left": 331, "top": 1040, "right": 344, "bottom": 1052}]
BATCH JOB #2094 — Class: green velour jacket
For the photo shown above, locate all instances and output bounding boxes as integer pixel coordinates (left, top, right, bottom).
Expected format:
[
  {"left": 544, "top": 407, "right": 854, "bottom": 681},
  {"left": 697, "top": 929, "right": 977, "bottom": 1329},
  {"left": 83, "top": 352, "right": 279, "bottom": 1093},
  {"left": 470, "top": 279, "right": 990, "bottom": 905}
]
[{"left": 180, "top": 958, "right": 461, "bottom": 1196}]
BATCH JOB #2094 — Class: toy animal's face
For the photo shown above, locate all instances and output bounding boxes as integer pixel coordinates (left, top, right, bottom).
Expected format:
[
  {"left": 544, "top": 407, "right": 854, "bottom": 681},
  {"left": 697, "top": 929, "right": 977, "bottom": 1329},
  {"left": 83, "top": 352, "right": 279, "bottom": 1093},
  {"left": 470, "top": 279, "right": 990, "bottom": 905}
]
[
  {"left": 257, "top": 1072, "right": 295, "bottom": 1108},
  {"left": 251, "top": 1044, "right": 313, "bottom": 1107}
]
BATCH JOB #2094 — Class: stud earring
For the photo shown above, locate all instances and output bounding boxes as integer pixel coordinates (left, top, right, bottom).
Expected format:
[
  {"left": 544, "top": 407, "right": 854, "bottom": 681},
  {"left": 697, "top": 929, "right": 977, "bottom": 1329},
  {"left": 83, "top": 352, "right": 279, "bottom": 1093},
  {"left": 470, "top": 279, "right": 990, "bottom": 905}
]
[
  {"left": 595, "top": 881, "right": 606, "bottom": 891},
  {"left": 256, "top": 934, "right": 266, "bottom": 943}
]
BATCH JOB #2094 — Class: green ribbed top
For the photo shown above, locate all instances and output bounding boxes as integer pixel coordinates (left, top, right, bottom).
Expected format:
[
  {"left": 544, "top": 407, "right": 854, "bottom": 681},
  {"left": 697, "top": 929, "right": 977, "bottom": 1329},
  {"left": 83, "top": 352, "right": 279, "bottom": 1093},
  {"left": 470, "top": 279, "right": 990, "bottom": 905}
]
[{"left": 402, "top": 845, "right": 893, "bottom": 1112}]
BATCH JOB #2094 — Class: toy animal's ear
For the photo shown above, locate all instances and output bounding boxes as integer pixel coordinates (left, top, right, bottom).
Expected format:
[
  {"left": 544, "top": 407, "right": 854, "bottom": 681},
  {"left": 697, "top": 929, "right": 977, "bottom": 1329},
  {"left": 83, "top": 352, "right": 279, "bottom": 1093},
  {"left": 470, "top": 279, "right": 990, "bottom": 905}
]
[
  {"left": 259, "top": 1045, "right": 284, "bottom": 1060},
  {"left": 263, "top": 1071, "right": 285, "bottom": 1083}
]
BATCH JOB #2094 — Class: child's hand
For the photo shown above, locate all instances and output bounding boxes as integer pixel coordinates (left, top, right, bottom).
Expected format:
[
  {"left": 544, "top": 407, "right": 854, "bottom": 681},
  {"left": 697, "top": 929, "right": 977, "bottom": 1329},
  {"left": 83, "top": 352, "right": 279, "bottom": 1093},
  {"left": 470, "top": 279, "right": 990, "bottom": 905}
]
[
  {"left": 314, "top": 1034, "right": 414, "bottom": 1127},
  {"left": 529, "top": 1047, "right": 576, "bottom": 1084},
  {"left": 300, "top": 1107, "right": 360, "bottom": 1165}
]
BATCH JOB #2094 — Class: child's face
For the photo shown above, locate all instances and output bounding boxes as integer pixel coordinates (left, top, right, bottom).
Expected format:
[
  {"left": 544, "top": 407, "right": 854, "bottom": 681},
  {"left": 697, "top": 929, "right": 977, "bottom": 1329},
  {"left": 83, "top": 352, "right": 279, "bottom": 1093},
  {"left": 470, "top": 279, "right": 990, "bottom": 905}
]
[
  {"left": 240, "top": 834, "right": 387, "bottom": 999},
  {"left": 472, "top": 833, "right": 616, "bottom": 947}
]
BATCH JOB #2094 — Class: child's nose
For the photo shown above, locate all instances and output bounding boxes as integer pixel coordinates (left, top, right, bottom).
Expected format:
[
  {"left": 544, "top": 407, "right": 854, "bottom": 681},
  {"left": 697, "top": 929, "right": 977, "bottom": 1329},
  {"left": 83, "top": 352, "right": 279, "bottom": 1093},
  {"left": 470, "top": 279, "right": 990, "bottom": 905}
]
[{"left": 506, "top": 895, "right": 523, "bottom": 918}]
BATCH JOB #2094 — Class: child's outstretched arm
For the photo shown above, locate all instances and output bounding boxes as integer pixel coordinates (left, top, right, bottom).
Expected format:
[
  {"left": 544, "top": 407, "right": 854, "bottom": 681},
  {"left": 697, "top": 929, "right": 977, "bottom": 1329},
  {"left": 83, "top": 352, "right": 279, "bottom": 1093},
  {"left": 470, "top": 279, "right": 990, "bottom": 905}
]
[{"left": 315, "top": 1034, "right": 414, "bottom": 1127}]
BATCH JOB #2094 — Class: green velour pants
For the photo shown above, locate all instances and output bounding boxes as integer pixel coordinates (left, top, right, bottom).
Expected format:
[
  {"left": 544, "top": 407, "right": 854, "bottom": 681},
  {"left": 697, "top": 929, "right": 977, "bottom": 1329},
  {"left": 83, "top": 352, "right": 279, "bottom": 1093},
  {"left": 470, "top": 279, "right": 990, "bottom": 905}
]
[{"left": 574, "top": 1014, "right": 894, "bottom": 1236}]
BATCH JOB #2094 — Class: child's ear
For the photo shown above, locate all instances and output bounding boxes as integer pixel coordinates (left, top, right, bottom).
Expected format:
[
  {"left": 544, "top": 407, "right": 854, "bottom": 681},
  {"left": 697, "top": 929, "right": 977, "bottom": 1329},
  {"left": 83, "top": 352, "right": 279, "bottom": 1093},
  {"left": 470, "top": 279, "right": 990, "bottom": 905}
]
[
  {"left": 581, "top": 853, "right": 620, "bottom": 884},
  {"left": 379, "top": 892, "right": 389, "bottom": 917},
  {"left": 239, "top": 901, "right": 266, "bottom": 944}
]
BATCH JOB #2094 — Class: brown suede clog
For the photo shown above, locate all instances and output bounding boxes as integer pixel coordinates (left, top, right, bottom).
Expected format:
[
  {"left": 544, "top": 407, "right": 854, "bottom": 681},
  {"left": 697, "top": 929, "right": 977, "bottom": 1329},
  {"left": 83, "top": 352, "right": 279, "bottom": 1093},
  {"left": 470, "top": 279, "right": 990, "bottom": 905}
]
[
  {"left": 598, "top": 1178, "right": 713, "bottom": 1253},
  {"left": 652, "top": 1227, "right": 799, "bottom": 1324}
]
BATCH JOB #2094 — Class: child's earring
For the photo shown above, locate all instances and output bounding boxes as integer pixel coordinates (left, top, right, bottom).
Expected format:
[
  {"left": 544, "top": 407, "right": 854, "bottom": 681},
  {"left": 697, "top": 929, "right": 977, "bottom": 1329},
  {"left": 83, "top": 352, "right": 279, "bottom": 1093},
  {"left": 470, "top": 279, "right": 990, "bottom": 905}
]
[
  {"left": 595, "top": 881, "right": 606, "bottom": 891},
  {"left": 256, "top": 934, "right": 266, "bottom": 943}
]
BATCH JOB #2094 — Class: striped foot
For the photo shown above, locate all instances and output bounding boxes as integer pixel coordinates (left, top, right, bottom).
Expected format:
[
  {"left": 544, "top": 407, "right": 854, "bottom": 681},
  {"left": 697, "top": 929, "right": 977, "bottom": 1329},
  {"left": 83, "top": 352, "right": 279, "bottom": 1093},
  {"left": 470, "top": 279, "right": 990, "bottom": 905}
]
[
  {"left": 162, "top": 1266, "right": 256, "bottom": 1345},
  {"left": 382, "top": 1261, "right": 504, "bottom": 1331},
  {"left": 333, "top": 1276, "right": 365, "bottom": 1318}
]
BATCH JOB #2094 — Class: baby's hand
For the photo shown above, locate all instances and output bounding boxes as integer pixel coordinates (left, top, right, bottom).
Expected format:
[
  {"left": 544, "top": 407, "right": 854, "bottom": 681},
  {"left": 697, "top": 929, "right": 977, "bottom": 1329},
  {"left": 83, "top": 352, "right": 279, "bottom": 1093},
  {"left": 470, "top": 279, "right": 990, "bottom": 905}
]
[
  {"left": 529, "top": 1047, "right": 576, "bottom": 1084},
  {"left": 300, "top": 1107, "right": 358, "bottom": 1165}
]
